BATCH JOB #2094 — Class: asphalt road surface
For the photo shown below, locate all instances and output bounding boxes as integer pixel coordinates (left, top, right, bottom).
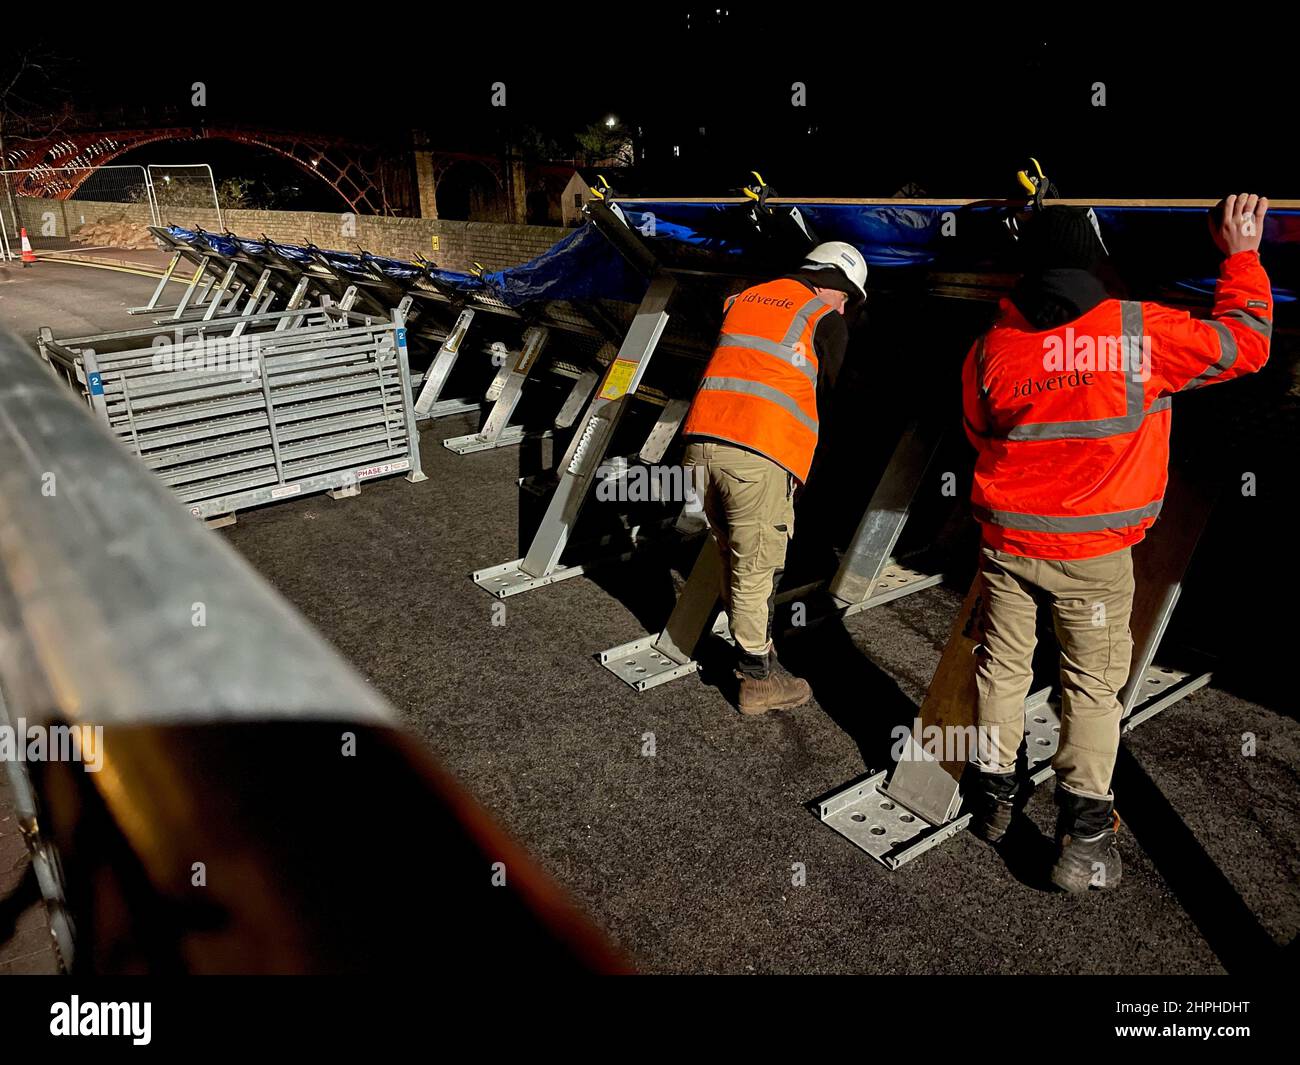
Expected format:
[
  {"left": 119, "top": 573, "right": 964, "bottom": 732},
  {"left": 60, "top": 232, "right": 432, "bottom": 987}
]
[{"left": 2, "top": 263, "right": 1296, "bottom": 974}]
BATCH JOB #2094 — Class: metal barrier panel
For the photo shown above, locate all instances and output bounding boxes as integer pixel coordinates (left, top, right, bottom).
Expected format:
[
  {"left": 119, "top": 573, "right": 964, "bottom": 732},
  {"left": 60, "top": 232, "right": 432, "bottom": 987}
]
[
  {"left": 148, "top": 163, "right": 224, "bottom": 231},
  {"left": 40, "top": 307, "right": 426, "bottom": 521},
  {"left": 0, "top": 165, "right": 158, "bottom": 258}
]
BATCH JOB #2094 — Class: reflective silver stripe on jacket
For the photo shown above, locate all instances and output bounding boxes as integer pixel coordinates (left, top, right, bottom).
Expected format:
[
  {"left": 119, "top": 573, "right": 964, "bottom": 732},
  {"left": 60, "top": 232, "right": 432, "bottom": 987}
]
[
  {"left": 715, "top": 296, "right": 826, "bottom": 385},
  {"left": 1222, "top": 306, "right": 1272, "bottom": 338},
  {"left": 715, "top": 333, "right": 817, "bottom": 384},
  {"left": 1004, "top": 301, "right": 1155, "bottom": 441},
  {"left": 781, "top": 296, "right": 829, "bottom": 348},
  {"left": 973, "top": 498, "right": 1163, "bottom": 533},
  {"left": 696, "top": 376, "right": 819, "bottom": 434},
  {"left": 1179, "top": 309, "right": 1266, "bottom": 390}
]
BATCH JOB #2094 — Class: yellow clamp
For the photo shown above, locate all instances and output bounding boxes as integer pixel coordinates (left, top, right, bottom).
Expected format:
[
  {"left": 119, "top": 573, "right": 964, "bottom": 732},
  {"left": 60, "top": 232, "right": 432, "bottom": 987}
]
[
  {"left": 742, "top": 170, "right": 767, "bottom": 201},
  {"left": 1016, "top": 157, "right": 1046, "bottom": 197},
  {"left": 590, "top": 175, "right": 612, "bottom": 200}
]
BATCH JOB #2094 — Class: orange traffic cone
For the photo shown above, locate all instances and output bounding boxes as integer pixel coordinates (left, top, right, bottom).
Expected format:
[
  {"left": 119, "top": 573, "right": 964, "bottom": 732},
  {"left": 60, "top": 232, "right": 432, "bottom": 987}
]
[{"left": 20, "top": 228, "right": 37, "bottom": 266}]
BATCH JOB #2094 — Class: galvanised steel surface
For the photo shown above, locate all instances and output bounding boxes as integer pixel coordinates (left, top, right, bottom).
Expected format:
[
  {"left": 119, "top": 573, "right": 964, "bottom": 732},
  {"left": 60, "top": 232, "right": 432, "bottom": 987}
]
[{"left": 39, "top": 307, "right": 425, "bottom": 521}]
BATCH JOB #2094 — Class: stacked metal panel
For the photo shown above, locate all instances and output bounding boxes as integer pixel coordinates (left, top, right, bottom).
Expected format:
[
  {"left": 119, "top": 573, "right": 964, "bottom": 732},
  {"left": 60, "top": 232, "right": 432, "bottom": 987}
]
[{"left": 41, "top": 312, "right": 424, "bottom": 520}]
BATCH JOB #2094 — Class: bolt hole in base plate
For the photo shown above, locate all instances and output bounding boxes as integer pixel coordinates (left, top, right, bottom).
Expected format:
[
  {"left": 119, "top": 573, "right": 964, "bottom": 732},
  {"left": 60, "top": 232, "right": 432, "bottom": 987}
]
[
  {"left": 598, "top": 636, "right": 696, "bottom": 691},
  {"left": 471, "top": 559, "right": 586, "bottom": 598},
  {"left": 818, "top": 771, "right": 972, "bottom": 869},
  {"left": 822, "top": 694, "right": 1055, "bottom": 868},
  {"left": 820, "top": 665, "right": 1209, "bottom": 869}
]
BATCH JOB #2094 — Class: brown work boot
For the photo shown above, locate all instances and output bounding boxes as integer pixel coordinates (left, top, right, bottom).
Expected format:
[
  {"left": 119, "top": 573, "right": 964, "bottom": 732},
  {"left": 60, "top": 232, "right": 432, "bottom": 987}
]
[
  {"left": 970, "top": 769, "right": 1019, "bottom": 844},
  {"left": 736, "top": 670, "right": 812, "bottom": 715},
  {"left": 1051, "top": 788, "right": 1123, "bottom": 892}
]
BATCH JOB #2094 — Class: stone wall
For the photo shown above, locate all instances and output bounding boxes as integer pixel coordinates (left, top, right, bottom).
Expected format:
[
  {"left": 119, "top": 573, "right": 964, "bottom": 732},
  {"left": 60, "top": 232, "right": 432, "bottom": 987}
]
[{"left": 14, "top": 198, "right": 568, "bottom": 273}]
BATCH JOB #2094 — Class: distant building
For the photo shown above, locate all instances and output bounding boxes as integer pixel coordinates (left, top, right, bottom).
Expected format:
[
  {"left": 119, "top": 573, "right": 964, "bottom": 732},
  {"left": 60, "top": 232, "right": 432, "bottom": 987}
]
[{"left": 555, "top": 167, "right": 635, "bottom": 226}]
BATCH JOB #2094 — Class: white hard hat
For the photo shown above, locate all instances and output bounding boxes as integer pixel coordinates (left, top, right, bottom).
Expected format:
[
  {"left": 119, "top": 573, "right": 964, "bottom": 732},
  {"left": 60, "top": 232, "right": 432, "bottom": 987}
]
[{"left": 802, "top": 241, "right": 868, "bottom": 300}]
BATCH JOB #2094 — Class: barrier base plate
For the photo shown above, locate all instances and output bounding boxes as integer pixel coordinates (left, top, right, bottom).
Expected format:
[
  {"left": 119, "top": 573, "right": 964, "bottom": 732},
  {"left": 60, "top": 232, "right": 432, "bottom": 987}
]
[
  {"left": 818, "top": 772, "right": 972, "bottom": 870},
  {"left": 838, "top": 564, "right": 945, "bottom": 617},
  {"left": 1124, "top": 666, "right": 1212, "bottom": 732},
  {"left": 472, "top": 559, "right": 586, "bottom": 598},
  {"left": 599, "top": 637, "right": 698, "bottom": 690},
  {"left": 599, "top": 613, "right": 732, "bottom": 691},
  {"left": 444, "top": 426, "right": 552, "bottom": 455},
  {"left": 416, "top": 396, "right": 480, "bottom": 421},
  {"left": 820, "top": 665, "right": 1210, "bottom": 870}
]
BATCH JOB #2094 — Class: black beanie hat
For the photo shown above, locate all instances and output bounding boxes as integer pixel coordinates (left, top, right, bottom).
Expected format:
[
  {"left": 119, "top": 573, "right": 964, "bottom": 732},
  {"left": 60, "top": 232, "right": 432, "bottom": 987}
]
[{"left": 1021, "top": 205, "right": 1106, "bottom": 272}]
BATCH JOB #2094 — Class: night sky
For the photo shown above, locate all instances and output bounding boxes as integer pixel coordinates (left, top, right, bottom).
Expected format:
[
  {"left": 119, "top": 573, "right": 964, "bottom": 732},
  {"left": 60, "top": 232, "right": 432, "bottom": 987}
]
[{"left": 6, "top": 12, "right": 1295, "bottom": 204}]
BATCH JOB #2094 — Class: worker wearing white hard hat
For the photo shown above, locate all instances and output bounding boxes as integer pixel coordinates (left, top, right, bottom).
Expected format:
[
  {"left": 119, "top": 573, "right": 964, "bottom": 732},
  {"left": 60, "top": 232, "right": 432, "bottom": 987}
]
[
  {"left": 680, "top": 241, "right": 864, "bottom": 715},
  {"left": 799, "top": 240, "right": 868, "bottom": 303}
]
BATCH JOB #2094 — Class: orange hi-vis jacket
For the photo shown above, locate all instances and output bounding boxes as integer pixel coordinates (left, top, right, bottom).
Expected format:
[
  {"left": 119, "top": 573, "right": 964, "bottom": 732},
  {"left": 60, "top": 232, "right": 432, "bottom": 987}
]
[
  {"left": 963, "top": 250, "right": 1273, "bottom": 560},
  {"left": 682, "top": 278, "right": 834, "bottom": 482}
]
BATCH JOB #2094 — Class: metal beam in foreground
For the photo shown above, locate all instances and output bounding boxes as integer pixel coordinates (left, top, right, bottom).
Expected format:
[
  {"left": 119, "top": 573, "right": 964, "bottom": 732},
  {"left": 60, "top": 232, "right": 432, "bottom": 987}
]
[{"left": 0, "top": 323, "right": 624, "bottom": 974}]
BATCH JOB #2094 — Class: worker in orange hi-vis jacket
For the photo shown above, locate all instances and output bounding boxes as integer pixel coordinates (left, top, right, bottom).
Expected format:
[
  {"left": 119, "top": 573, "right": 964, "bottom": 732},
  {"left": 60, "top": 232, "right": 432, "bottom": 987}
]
[
  {"left": 682, "top": 242, "right": 865, "bottom": 716},
  {"left": 961, "top": 195, "right": 1272, "bottom": 892}
]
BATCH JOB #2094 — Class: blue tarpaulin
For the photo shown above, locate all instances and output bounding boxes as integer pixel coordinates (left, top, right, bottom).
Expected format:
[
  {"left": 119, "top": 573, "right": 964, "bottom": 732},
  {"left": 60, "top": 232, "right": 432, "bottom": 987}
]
[
  {"left": 618, "top": 202, "right": 1300, "bottom": 302},
  {"left": 423, "top": 222, "right": 644, "bottom": 307},
  {"left": 166, "top": 200, "right": 1300, "bottom": 309}
]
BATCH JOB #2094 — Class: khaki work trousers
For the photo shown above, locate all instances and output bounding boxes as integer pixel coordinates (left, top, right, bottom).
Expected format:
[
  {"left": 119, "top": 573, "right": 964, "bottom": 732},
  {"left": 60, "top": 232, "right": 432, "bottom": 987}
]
[
  {"left": 973, "top": 545, "right": 1136, "bottom": 799},
  {"left": 683, "top": 442, "right": 795, "bottom": 657}
]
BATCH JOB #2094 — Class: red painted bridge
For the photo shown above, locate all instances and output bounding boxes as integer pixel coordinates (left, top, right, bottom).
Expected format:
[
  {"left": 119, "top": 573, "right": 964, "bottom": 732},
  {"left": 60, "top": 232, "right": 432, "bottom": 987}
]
[
  {"left": 4, "top": 124, "right": 413, "bottom": 214},
  {"left": 4, "top": 116, "right": 577, "bottom": 223}
]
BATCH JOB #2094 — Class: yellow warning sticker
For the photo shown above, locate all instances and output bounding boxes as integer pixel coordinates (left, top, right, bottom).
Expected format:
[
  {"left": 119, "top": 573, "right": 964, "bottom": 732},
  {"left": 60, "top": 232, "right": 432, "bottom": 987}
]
[{"left": 599, "top": 359, "right": 638, "bottom": 400}]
